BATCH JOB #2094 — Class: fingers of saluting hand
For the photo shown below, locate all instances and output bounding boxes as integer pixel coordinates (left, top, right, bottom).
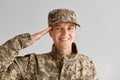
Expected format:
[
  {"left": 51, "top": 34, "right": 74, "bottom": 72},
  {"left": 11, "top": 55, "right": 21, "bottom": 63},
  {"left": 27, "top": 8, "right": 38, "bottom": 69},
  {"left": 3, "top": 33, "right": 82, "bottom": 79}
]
[
  {"left": 40, "top": 26, "right": 52, "bottom": 36},
  {"left": 31, "top": 27, "right": 52, "bottom": 43}
]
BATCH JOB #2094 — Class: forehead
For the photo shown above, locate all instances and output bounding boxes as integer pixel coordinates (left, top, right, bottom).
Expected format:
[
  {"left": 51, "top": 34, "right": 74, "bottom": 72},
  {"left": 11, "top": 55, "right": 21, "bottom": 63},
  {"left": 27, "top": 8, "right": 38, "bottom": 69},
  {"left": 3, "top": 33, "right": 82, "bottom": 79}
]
[{"left": 52, "top": 21, "right": 76, "bottom": 27}]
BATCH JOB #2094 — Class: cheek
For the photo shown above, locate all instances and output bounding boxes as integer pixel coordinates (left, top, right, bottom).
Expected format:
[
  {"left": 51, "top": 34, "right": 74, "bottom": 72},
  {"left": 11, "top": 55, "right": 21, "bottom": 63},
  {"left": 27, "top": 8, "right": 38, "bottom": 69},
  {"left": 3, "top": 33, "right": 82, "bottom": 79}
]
[
  {"left": 71, "top": 33, "right": 76, "bottom": 40},
  {"left": 50, "top": 32, "right": 58, "bottom": 39},
  {"left": 73, "top": 32, "right": 76, "bottom": 36},
  {"left": 70, "top": 31, "right": 76, "bottom": 36}
]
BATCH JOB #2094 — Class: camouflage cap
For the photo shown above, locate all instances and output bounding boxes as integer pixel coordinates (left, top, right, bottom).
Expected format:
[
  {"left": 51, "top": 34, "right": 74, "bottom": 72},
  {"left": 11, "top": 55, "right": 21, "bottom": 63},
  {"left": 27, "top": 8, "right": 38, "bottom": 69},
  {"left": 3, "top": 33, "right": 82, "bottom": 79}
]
[{"left": 48, "top": 8, "right": 80, "bottom": 27}]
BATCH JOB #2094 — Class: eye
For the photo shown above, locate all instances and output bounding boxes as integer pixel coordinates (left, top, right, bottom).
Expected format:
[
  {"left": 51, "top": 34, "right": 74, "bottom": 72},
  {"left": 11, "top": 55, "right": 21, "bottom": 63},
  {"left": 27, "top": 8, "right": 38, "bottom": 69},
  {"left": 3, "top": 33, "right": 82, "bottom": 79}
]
[
  {"left": 68, "top": 26, "right": 75, "bottom": 31},
  {"left": 54, "top": 26, "right": 62, "bottom": 31}
]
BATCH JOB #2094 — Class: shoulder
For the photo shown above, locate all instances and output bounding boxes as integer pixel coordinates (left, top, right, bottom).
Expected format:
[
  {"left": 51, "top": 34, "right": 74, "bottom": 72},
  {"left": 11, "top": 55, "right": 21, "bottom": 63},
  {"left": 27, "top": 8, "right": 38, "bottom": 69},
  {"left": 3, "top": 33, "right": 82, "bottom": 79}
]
[
  {"left": 36, "top": 52, "right": 51, "bottom": 59},
  {"left": 77, "top": 53, "right": 91, "bottom": 59},
  {"left": 15, "top": 52, "right": 52, "bottom": 68},
  {"left": 76, "top": 53, "right": 94, "bottom": 65},
  {"left": 16, "top": 52, "right": 51, "bottom": 60},
  {"left": 22, "top": 53, "right": 51, "bottom": 61},
  {"left": 34, "top": 52, "right": 53, "bottom": 63}
]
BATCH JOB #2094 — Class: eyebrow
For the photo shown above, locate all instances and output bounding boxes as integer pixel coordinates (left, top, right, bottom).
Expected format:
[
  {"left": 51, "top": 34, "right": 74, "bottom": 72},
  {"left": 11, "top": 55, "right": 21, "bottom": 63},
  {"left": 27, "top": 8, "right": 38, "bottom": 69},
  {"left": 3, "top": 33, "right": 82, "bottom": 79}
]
[{"left": 54, "top": 24, "right": 61, "bottom": 27}]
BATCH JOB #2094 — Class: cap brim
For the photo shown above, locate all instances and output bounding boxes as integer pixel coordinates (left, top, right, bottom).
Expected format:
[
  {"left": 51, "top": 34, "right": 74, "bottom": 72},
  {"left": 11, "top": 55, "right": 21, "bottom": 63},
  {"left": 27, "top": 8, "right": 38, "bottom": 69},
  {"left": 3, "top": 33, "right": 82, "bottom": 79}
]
[{"left": 49, "top": 20, "right": 80, "bottom": 27}]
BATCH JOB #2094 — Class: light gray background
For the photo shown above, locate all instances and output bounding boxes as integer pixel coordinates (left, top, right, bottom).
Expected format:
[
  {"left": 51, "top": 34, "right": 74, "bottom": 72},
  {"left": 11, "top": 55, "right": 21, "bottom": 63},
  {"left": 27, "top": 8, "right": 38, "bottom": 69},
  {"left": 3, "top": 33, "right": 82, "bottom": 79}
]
[{"left": 0, "top": 0, "right": 120, "bottom": 80}]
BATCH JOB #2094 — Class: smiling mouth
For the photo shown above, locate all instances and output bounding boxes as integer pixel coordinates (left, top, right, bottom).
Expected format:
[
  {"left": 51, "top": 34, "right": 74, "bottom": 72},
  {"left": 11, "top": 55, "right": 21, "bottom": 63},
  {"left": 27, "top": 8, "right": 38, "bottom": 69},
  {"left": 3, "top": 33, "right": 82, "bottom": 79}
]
[{"left": 60, "top": 38, "right": 70, "bottom": 41}]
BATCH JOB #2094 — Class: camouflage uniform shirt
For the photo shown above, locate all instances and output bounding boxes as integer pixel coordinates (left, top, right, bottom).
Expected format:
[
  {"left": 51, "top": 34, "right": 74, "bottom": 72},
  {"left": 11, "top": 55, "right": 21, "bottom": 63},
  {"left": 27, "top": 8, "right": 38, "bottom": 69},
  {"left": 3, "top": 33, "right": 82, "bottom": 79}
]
[{"left": 0, "top": 33, "right": 98, "bottom": 80}]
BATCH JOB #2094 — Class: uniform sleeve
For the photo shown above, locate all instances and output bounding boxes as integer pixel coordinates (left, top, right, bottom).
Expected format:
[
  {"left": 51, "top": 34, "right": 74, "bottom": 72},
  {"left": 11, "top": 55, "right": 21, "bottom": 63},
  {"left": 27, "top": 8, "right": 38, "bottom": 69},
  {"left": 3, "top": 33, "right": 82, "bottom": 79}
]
[
  {"left": 0, "top": 53, "right": 38, "bottom": 80},
  {"left": 0, "top": 33, "right": 33, "bottom": 76},
  {"left": 90, "top": 60, "right": 99, "bottom": 80}
]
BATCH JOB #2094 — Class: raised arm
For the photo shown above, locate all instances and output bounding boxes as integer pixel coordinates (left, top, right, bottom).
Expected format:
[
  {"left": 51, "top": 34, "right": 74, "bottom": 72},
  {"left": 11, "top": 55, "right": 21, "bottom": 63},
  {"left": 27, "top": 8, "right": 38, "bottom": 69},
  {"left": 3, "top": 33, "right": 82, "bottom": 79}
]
[{"left": 0, "top": 27, "right": 52, "bottom": 76}]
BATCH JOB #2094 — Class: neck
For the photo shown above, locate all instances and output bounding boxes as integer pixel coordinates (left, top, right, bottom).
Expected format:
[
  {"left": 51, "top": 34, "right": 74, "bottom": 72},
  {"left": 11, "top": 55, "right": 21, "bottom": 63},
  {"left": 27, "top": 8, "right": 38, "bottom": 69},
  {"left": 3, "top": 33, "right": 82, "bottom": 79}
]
[{"left": 57, "top": 46, "right": 72, "bottom": 56}]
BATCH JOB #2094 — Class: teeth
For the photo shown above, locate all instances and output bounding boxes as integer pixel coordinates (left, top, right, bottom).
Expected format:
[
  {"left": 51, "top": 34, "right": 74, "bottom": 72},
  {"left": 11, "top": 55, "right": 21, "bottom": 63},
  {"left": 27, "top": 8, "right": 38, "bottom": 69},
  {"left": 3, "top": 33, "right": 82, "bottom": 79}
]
[
  {"left": 61, "top": 39, "right": 67, "bottom": 40},
  {"left": 60, "top": 38, "right": 68, "bottom": 41}
]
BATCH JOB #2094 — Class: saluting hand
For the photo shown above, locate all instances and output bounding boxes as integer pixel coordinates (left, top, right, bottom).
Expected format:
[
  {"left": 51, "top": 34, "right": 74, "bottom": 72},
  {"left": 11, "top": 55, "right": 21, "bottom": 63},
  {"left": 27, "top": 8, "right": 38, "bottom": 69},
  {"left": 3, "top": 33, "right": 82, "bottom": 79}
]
[{"left": 31, "top": 27, "right": 52, "bottom": 43}]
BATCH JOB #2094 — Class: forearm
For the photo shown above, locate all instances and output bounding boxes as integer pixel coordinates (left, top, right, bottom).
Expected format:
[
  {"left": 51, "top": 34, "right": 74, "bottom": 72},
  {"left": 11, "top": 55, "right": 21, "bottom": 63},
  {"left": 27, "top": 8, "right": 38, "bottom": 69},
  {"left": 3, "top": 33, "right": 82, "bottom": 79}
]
[{"left": 0, "top": 27, "right": 51, "bottom": 75}]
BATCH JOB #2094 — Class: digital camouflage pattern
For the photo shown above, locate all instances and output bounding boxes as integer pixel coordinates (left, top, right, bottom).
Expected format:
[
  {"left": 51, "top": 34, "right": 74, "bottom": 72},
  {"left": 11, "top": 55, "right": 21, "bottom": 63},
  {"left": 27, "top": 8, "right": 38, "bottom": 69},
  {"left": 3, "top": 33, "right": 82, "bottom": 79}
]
[
  {"left": 0, "top": 33, "right": 98, "bottom": 80},
  {"left": 48, "top": 8, "right": 80, "bottom": 27}
]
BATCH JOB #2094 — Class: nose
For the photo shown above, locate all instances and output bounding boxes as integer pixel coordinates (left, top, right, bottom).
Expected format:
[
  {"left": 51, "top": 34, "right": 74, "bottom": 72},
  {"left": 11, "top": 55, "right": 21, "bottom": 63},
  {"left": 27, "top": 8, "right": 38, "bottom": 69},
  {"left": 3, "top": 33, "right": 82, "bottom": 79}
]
[{"left": 61, "top": 29, "right": 68, "bottom": 36}]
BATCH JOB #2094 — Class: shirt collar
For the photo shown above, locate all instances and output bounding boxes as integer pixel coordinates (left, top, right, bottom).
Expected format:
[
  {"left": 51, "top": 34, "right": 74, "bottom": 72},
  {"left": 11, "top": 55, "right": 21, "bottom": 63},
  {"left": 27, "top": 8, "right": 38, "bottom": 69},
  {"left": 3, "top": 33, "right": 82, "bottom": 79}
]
[{"left": 50, "top": 42, "right": 78, "bottom": 61}]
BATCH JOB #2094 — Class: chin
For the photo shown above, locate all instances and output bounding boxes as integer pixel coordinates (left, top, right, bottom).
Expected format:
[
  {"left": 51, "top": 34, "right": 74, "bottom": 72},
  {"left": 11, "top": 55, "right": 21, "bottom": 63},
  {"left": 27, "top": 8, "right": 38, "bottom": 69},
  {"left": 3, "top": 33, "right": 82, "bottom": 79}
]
[{"left": 59, "top": 44, "right": 71, "bottom": 49}]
